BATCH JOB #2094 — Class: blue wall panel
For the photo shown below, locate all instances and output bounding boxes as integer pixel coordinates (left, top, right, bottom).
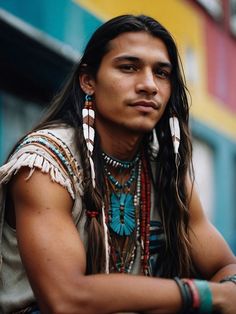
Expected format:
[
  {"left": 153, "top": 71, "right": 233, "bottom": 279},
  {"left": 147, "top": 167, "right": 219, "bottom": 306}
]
[
  {"left": 191, "top": 118, "right": 236, "bottom": 253},
  {"left": 0, "top": 0, "right": 102, "bottom": 52}
]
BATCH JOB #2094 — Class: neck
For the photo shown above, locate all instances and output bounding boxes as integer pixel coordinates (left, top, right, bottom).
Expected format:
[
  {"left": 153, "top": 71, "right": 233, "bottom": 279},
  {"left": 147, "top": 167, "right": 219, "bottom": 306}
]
[{"left": 96, "top": 123, "right": 144, "bottom": 161}]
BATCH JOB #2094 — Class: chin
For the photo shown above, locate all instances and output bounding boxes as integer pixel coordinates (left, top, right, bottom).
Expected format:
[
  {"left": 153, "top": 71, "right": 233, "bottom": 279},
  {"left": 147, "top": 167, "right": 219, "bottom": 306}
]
[
  {"left": 130, "top": 117, "right": 158, "bottom": 132},
  {"left": 128, "top": 123, "right": 155, "bottom": 134}
]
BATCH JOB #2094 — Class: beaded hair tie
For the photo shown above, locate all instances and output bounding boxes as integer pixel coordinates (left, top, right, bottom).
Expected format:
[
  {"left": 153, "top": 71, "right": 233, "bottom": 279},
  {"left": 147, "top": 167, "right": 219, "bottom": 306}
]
[{"left": 87, "top": 211, "right": 99, "bottom": 218}]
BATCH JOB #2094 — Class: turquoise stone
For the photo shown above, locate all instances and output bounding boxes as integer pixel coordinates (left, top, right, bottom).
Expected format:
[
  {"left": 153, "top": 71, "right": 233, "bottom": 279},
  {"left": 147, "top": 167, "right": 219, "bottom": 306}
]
[{"left": 109, "top": 192, "right": 136, "bottom": 236}]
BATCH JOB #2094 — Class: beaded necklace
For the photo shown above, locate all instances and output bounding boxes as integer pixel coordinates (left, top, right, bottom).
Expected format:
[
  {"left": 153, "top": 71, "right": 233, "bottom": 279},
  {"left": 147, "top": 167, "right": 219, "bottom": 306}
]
[
  {"left": 140, "top": 155, "right": 151, "bottom": 275},
  {"left": 102, "top": 151, "right": 140, "bottom": 169},
  {"left": 104, "top": 160, "right": 141, "bottom": 273},
  {"left": 104, "top": 153, "right": 140, "bottom": 236},
  {"left": 103, "top": 151, "right": 151, "bottom": 275}
]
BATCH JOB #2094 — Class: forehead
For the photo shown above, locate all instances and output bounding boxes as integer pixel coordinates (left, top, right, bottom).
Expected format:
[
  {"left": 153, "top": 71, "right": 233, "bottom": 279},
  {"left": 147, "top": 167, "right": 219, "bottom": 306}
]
[{"left": 104, "top": 31, "right": 171, "bottom": 64}]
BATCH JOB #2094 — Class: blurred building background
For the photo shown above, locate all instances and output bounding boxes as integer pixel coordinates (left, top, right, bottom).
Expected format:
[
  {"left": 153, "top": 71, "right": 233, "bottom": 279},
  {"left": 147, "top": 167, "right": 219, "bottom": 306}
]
[{"left": 0, "top": 0, "right": 235, "bottom": 252}]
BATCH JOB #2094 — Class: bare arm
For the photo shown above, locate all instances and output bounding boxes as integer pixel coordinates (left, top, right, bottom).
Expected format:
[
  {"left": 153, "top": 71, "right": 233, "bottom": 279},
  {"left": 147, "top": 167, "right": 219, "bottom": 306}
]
[
  {"left": 11, "top": 168, "right": 183, "bottom": 314},
  {"left": 186, "top": 179, "right": 236, "bottom": 314},
  {"left": 187, "top": 179, "right": 236, "bottom": 279},
  {"left": 11, "top": 169, "right": 236, "bottom": 314}
]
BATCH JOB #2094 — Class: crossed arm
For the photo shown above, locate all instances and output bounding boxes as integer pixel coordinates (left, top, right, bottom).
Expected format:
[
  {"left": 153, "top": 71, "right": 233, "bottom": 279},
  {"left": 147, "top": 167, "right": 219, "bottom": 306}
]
[{"left": 9, "top": 168, "right": 236, "bottom": 313}]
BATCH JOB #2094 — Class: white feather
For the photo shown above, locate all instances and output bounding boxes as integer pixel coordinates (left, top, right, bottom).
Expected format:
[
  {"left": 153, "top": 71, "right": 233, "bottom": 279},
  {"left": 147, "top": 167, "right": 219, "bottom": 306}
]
[
  {"left": 88, "top": 109, "right": 95, "bottom": 119},
  {"left": 169, "top": 116, "right": 180, "bottom": 154},
  {"left": 82, "top": 108, "right": 89, "bottom": 117},
  {"left": 150, "top": 128, "right": 159, "bottom": 158},
  {"left": 82, "top": 124, "right": 95, "bottom": 142},
  {"left": 169, "top": 117, "right": 180, "bottom": 139},
  {"left": 89, "top": 156, "right": 96, "bottom": 188},
  {"left": 86, "top": 142, "right": 94, "bottom": 153}
]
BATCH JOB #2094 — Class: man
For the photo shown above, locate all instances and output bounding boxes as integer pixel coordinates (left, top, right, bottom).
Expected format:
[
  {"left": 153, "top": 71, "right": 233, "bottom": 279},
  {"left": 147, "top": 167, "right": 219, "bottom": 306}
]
[{"left": 0, "top": 14, "right": 236, "bottom": 313}]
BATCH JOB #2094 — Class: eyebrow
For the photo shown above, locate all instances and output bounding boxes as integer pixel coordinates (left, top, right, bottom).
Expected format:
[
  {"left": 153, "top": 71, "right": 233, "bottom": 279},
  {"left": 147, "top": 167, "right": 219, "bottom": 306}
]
[{"left": 113, "top": 55, "right": 172, "bottom": 69}]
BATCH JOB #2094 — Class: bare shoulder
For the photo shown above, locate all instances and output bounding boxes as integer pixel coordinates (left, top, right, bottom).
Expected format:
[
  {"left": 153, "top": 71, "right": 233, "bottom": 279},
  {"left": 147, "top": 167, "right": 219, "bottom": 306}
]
[{"left": 10, "top": 166, "right": 73, "bottom": 214}]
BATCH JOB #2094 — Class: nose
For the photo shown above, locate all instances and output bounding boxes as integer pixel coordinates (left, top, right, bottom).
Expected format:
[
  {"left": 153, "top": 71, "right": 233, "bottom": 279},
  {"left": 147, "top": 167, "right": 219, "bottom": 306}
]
[{"left": 135, "top": 69, "right": 158, "bottom": 95}]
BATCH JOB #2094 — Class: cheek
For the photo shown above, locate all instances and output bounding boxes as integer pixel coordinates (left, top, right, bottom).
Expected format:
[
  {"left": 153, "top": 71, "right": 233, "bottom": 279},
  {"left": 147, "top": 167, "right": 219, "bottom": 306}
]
[
  {"left": 94, "top": 83, "right": 120, "bottom": 114},
  {"left": 109, "top": 80, "right": 123, "bottom": 95},
  {"left": 163, "top": 83, "right": 171, "bottom": 100},
  {"left": 158, "top": 98, "right": 170, "bottom": 120},
  {"left": 108, "top": 75, "right": 129, "bottom": 95},
  {"left": 96, "top": 80, "right": 124, "bottom": 107},
  {"left": 97, "top": 76, "right": 120, "bottom": 95}
]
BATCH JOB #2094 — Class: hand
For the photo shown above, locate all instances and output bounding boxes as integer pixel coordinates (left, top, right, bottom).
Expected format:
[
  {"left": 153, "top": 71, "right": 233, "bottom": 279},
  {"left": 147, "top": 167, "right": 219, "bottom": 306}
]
[{"left": 211, "top": 281, "right": 236, "bottom": 314}]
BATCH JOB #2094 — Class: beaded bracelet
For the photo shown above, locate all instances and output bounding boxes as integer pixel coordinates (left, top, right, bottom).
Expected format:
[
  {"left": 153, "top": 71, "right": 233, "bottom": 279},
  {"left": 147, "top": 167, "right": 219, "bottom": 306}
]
[
  {"left": 173, "top": 277, "right": 193, "bottom": 313},
  {"left": 219, "top": 274, "right": 236, "bottom": 285},
  {"left": 174, "top": 278, "right": 213, "bottom": 314},
  {"left": 182, "top": 279, "right": 200, "bottom": 310},
  {"left": 193, "top": 280, "right": 213, "bottom": 314}
]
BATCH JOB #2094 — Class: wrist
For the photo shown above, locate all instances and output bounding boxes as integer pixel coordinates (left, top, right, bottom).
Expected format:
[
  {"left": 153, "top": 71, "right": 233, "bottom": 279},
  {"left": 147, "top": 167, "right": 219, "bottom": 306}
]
[
  {"left": 174, "top": 278, "right": 214, "bottom": 313},
  {"left": 209, "top": 281, "right": 231, "bottom": 313},
  {"left": 193, "top": 279, "right": 212, "bottom": 313}
]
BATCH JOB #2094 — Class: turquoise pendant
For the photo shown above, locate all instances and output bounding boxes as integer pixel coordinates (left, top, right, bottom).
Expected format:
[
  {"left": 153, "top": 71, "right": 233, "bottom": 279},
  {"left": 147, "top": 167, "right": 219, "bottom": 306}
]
[{"left": 109, "top": 192, "right": 136, "bottom": 236}]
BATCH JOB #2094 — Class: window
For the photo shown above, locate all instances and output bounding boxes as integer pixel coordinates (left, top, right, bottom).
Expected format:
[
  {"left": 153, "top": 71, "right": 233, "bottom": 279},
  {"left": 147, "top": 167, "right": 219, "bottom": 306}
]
[
  {"left": 184, "top": 46, "right": 199, "bottom": 86},
  {"left": 192, "top": 137, "right": 215, "bottom": 220},
  {"left": 0, "top": 92, "right": 42, "bottom": 164}
]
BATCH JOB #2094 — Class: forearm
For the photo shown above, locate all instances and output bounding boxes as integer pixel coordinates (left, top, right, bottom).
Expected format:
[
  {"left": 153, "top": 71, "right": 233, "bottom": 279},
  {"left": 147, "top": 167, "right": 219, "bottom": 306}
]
[
  {"left": 38, "top": 274, "right": 182, "bottom": 314},
  {"left": 35, "top": 269, "right": 236, "bottom": 314},
  {"left": 79, "top": 274, "right": 182, "bottom": 314},
  {"left": 210, "top": 263, "right": 236, "bottom": 282}
]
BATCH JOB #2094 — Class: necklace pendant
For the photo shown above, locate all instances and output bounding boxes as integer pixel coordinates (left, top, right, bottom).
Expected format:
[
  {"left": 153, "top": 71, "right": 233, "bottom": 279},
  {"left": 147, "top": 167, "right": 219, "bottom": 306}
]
[{"left": 109, "top": 192, "right": 136, "bottom": 236}]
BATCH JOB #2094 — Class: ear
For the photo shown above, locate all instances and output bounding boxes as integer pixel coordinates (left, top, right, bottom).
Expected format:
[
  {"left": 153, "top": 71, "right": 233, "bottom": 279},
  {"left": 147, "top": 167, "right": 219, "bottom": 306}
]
[{"left": 79, "top": 72, "right": 95, "bottom": 95}]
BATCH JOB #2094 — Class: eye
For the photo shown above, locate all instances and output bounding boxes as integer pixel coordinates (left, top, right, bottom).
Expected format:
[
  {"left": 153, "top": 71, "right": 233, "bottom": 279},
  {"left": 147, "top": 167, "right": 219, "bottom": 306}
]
[
  {"left": 155, "top": 68, "right": 171, "bottom": 79},
  {"left": 119, "top": 64, "right": 138, "bottom": 72}
]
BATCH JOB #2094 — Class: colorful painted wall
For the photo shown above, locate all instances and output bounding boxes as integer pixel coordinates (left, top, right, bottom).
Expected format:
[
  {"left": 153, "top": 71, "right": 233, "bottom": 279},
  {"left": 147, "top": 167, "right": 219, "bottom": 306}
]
[{"left": 0, "top": 0, "right": 235, "bottom": 251}]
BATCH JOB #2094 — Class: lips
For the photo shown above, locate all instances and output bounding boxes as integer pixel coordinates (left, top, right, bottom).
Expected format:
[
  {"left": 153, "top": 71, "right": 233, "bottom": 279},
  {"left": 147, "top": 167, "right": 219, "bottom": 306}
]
[{"left": 130, "top": 100, "right": 160, "bottom": 110}]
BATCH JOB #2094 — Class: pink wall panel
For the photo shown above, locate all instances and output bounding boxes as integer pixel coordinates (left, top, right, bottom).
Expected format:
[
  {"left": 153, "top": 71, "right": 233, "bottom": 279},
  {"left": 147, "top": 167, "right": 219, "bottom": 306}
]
[{"left": 204, "top": 11, "right": 236, "bottom": 112}]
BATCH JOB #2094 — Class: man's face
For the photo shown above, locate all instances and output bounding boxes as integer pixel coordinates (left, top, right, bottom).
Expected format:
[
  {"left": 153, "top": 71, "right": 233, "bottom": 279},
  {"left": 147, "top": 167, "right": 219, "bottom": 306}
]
[{"left": 89, "top": 31, "right": 172, "bottom": 135}]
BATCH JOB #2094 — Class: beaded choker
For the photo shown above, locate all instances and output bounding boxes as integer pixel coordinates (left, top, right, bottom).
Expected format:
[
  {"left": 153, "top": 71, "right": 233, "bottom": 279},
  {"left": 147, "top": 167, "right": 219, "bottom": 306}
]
[{"left": 102, "top": 151, "right": 140, "bottom": 169}]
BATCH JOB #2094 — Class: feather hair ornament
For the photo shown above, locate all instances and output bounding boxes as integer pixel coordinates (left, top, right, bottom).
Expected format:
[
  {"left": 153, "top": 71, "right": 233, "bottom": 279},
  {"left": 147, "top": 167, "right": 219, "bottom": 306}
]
[
  {"left": 82, "top": 94, "right": 96, "bottom": 188},
  {"left": 169, "top": 116, "right": 180, "bottom": 154},
  {"left": 150, "top": 128, "right": 159, "bottom": 158}
]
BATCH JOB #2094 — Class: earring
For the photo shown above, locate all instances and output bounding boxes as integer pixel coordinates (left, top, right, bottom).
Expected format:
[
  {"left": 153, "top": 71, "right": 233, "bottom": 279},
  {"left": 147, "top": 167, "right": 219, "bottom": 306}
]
[
  {"left": 169, "top": 116, "right": 180, "bottom": 154},
  {"left": 150, "top": 128, "right": 159, "bottom": 158},
  {"left": 82, "top": 94, "right": 96, "bottom": 188},
  {"left": 169, "top": 116, "right": 181, "bottom": 205}
]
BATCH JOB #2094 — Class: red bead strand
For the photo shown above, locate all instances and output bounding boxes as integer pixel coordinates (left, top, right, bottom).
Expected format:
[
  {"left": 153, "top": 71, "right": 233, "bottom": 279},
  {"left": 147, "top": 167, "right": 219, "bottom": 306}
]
[{"left": 140, "top": 154, "right": 151, "bottom": 275}]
